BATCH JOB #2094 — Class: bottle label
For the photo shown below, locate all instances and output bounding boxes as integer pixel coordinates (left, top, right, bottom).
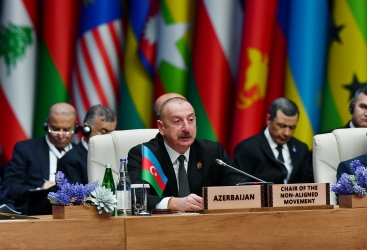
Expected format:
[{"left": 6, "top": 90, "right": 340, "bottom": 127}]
[{"left": 117, "top": 190, "right": 131, "bottom": 209}]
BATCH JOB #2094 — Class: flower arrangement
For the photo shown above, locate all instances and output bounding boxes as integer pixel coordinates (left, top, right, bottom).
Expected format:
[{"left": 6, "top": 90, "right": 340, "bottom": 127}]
[
  {"left": 47, "top": 171, "right": 117, "bottom": 214},
  {"left": 331, "top": 160, "right": 367, "bottom": 196}
]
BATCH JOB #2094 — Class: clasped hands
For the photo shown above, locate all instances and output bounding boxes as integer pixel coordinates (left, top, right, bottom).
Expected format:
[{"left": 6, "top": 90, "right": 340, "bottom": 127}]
[{"left": 168, "top": 193, "right": 203, "bottom": 212}]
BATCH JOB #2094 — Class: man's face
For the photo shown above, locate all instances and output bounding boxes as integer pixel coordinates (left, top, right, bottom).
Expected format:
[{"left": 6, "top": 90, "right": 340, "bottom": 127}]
[
  {"left": 86, "top": 117, "right": 117, "bottom": 142},
  {"left": 158, "top": 101, "right": 196, "bottom": 154},
  {"left": 352, "top": 93, "right": 367, "bottom": 127},
  {"left": 47, "top": 113, "right": 76, "bottom": 149},
  {"left": 267, "top": 110, "right": 298, "bottom": 145}
]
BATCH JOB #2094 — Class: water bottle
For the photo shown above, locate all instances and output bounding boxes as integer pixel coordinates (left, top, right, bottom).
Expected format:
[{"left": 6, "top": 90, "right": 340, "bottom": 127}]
[
  {"left": 102, "top": 164, "right": 116, "bottom": 216},
  {"left": 116, "top": 158, "right": 132, "bottom": 216}
]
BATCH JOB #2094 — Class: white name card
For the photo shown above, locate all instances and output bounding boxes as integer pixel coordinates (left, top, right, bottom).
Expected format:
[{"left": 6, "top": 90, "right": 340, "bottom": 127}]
[
  {"left": 203, "top": 185, "right": 265, "bottom": 210},
  {"left": 268, "top": 183, "right": 330, "bottom": 207}
]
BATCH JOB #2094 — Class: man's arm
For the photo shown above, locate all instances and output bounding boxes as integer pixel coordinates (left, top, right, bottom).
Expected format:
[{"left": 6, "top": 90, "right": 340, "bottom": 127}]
[{"left": 4, "top": 143, "right": 34, "bottom": 202}]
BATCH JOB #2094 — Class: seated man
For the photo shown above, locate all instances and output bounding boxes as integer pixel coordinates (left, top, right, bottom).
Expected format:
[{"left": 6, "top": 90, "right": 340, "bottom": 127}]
[
  {"left": 4, "top": 103, "right": 77, "bottom": 215},
  {"left": 127, "top": 97, "right": 248, "bottom": 212},
  {"left": 57, "top": 104, "right": 117, "bottom": 185},
  {"left": 324, "top": 85, "right": 367, "bottom": 133},
  {"left": 234, "top": 98, "right": 313, "bottom": 184}
]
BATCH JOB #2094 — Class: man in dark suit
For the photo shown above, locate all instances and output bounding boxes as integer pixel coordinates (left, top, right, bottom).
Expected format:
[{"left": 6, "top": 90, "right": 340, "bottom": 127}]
[
  {"left": 3, "top": 103, "right": 77, "bottom": 215},
  {"left": 234, "top": 98, "right": 312, "bottom": 184},
  {"left": 324, "top": 86, "right": 367, "bottom": 133},
  {"left": 57, "top": 104, "right": 117, "bottom": 185},
  {"left": 128, "top": 97, "right": 248, "bottom": 211}
]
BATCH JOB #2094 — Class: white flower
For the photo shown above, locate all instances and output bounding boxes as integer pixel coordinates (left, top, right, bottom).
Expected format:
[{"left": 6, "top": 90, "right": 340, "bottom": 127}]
[{"left": 90, "top": 186, "right": 117, "bottom": 214}]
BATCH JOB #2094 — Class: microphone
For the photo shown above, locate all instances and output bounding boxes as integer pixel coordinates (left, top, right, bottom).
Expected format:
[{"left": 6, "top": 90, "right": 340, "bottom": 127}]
[{"left": 215, "top": 159, "right": 268, "bottom": 183}]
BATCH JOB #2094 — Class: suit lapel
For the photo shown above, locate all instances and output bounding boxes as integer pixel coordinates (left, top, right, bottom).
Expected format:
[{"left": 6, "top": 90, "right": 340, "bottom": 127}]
[
  {"left": 287, "top": 138, "right": 300, "bottom": 181},
  {"left": 187, "top": 142, "right": 202, "bottom": 193}
]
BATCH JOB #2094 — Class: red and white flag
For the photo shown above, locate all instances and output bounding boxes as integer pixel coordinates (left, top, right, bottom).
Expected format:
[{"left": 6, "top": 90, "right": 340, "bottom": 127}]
[
  {"left": 0, "top": 0, "right": 38, "bottom": 162},
  {"left": 72, "top": 0, "right": 124, "bottom": 124}
]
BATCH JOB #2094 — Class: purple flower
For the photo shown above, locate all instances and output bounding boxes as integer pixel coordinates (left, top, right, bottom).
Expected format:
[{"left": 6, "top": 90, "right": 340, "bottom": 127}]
[
  {"left": 331, "top": 173, "right": 356, "bottom": 195},
  {"left": 350, "top": 160, "right": 364, "bottom": 174},
  {"left": 47, "top": 171, "right": 98, "bottom": 205},
  {"left": 333, "top": 160, "right": 367, "bottom": 196}
]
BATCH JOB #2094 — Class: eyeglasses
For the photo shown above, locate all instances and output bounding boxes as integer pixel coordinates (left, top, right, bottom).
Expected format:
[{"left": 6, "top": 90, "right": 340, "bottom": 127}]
[{"left": 48, "top": 126, "right": 74, "bottom": 136}]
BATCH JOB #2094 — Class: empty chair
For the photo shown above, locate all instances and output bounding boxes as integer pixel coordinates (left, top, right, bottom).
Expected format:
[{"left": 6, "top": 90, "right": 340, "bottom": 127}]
[{"left": 87, "top": 129, "right": 159, "bottom": 183}]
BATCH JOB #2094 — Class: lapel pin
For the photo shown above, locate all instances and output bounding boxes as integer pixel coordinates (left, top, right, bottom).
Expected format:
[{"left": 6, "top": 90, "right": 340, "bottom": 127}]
[
  {"left": 292, "top": 145, "right": 296, "bottom": 153},
  {"left": 197, "top": 162, "right": 202, "bottom": 169}
]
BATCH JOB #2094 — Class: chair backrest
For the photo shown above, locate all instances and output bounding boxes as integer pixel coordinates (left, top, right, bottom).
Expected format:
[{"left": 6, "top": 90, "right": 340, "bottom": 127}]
[
  {"left": 313, "top": 128, "right": 367, "bottom": 204},
  {"left": 87, "top": 129, "right": 159, "bottom": 183}
]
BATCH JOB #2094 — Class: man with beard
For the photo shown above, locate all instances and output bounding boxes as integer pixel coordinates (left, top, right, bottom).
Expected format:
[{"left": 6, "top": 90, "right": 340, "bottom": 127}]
[{"left": 127, "top": 97, "right": 248, "bottom": 212}]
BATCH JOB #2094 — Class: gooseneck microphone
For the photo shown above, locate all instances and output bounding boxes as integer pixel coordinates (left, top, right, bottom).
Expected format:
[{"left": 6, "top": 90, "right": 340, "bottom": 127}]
[{"left": 215, "top": 159, "right": 267, "bottom": 183}]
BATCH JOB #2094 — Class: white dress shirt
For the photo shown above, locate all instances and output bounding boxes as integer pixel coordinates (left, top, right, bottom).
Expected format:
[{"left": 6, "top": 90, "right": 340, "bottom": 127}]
[{"left": 264, "top": 127, "right": 293, "bottom": 184}]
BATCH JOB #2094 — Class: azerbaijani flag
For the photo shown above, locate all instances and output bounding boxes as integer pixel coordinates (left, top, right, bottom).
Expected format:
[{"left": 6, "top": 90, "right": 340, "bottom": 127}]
[
  {"left": 321, "top": 0, "right": 367, "bottom": 132},
  {"left": 141, "top": 145, "right": 167, "bottom": 197}
]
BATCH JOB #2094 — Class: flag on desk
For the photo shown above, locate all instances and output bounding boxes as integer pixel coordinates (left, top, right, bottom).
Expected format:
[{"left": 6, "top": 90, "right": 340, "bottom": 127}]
[{"left": 141, "top": 145, "right": 167, "bottom": 197}]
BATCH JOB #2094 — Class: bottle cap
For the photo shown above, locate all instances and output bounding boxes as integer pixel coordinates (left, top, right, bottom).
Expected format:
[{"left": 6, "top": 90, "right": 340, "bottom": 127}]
[
  {"left": 120, "top": 158, "right": 127, "bottom": 162},
  {"left": 106, "top": 164, "right": 112, "bottom": 168}
]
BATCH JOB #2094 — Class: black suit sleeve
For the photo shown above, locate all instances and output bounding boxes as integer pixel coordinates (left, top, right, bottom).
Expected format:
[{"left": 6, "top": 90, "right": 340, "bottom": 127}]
[
  {"left": 297, "top": 150, "right": 313, "bottom": 183},
  {"left": 4, "top": 143, "right": 34, "bottom": 202}
]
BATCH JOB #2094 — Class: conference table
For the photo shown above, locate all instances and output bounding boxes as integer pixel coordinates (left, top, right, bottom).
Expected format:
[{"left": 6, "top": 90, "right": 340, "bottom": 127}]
[{"left": 0, "top": 206, "right": 365, "bottom": 249}]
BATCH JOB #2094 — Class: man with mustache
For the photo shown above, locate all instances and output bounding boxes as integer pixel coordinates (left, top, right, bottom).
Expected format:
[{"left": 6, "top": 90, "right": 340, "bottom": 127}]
[
  {"left": 234, "top": 98, "right": 313, "bottom": 184},
  {"left": 127, "top": 97, "right": 248, "bottom": 212}
]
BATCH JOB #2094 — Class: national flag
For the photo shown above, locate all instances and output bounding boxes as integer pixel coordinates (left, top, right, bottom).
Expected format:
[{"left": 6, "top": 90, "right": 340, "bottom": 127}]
[
  {"left": 188, "top": 0, "right": 242, "bottom": 150},
  {"left": 0, "top": 0, "right": 39, "bottom": 162},
  {"left": 285, "top": 0, "right": 329, "bottom": 148},
  {"left": 33, "top": 0, "right": 80, "bottom": 137},
  {"left": 230, "top": 0, "right": 278, "bottom": 155},
  {"left": 141, "top": 145, "right": 167, "bottom": 197},
  {"left": 138, "top": 0, "right": 159, "bottom": 78},
  {"left": 120, "top": 0, "right": 154, "bottom": 129},
  {"left": 154, "top": 0, "right": 196, "bottom": 100},
  {"left": 321, "top": 0, "right": 367, "bottom": 132},
  {"left": 264, "top": 0, "right": 288, "bottom": 115},
  {"left": 72, "top": 0, "right": 124, "bottom": 125}
]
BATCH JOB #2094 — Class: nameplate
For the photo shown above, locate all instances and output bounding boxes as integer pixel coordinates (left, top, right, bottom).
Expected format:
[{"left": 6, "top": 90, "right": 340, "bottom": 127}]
[
  {"left": 268, "top": 183, "right": 330, "bottom": 207},
  {"left": 203, "top": 185, "right": 265, "bottom": 210}
]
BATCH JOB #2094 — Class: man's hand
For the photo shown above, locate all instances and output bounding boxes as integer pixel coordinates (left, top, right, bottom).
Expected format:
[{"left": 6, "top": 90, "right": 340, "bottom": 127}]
[
  {"left": 168, "top": 193, "right": 203, "bottom": 212},
  {"left": 42, "top": 180, "right": 56, "bottom": 189}
]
